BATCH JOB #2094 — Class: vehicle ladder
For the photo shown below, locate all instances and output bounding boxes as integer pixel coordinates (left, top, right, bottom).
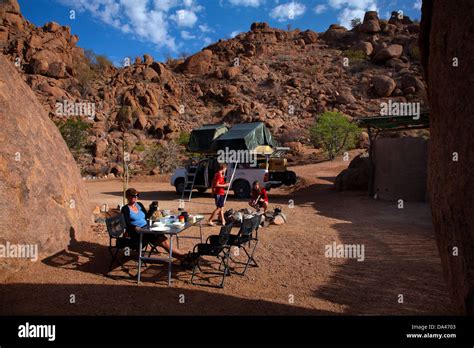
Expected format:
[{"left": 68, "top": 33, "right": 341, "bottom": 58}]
[{"left": 181, "top": 164, "right": 198, "bottom": 202}]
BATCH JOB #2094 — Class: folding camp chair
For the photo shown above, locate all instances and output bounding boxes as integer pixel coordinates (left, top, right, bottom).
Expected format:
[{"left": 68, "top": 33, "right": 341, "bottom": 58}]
[
  {"left": 105, "top": 214, "right": 157, "bottom": 275},
  {"left": 190, "top": 222, "right": 234, "bottom": 288},
  {"left": 228, "top": 214, "right": 261, "bottom": 275}
]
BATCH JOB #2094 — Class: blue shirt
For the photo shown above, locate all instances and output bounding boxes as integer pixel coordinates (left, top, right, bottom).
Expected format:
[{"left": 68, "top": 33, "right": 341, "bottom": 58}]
[{"left": 129, "top": 204, "right": 147, "bottom": 228}]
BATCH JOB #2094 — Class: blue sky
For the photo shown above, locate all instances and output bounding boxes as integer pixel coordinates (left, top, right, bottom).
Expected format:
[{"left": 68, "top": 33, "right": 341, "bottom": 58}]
[{"left": 18, "top": 0, "right": 422, "bottom": 65}]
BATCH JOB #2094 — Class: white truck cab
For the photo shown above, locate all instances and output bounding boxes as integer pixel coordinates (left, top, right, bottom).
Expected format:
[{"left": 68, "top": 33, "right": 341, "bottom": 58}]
[{"left": 170, "top": 158, "right": 271, "bottom": 199}]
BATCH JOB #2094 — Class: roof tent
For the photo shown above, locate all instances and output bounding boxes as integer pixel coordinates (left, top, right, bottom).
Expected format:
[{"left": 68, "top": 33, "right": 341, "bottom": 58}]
[
  {"left": 211, "top": 122, "right": 276, "bottom": 151},
  {"left": 187, "top": 124, "right": 228, "bottom": 152}
]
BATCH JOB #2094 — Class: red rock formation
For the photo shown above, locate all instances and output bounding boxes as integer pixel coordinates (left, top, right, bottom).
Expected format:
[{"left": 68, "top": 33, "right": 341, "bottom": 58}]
[
  {"left": 0, "top": 55, "right": 91, "bottom": 271},
  {"left": 1, "top": 1, "right": 428, "bottom": 176},
  {"left": 420, "top": 0, "right": 474, "bottom": 314}
]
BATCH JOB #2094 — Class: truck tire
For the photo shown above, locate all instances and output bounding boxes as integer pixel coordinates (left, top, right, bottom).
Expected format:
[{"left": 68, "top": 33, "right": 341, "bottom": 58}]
[
  {"left": 284, "top": 171, "right": 297, "bottom": 186},
  {"left": 175, "top": 178, "right": 185, "bottom": 195},
  {"left": 233, "top": 180, "right": 251, "bottom": 199}
]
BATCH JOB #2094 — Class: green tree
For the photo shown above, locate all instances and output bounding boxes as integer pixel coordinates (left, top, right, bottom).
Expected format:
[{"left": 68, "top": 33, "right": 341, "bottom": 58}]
[
  {"left": 310, "top": 111, "right": 360, "bottom": 160},
  {"left": 351, "top": 17, "right": 362, "bottom": 28},
  {"left": 55, "top": 118, "right": 91, "bottom": 159}
]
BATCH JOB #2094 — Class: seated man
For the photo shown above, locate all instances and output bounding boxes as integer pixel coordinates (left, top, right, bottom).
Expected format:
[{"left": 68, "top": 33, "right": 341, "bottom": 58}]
[
  {"left": 121, "top": 188, "right": 193, "bottom": 264},
  {"left": 248, "top": 180, "right": 268, "bottom": 212}
]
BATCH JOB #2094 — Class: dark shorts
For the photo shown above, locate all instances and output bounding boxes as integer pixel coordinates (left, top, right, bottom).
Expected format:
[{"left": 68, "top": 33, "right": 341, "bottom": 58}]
[{"left": 214, "top": 194, "right": 225, "bottom": 208}]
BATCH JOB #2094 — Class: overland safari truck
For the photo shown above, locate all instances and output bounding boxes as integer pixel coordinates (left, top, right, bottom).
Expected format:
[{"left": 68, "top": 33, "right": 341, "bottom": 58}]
[{"left": 170, "top": 122, "right": 297, "bottom": 199}]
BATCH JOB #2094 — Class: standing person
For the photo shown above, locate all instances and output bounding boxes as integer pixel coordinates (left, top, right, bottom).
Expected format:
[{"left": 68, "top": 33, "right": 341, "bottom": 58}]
[
  {"left": 208, "top": 163, "right": 230, "bottom": 226},
  {"left": 249, "top": 180, "right": 269, "bottom": 212}
]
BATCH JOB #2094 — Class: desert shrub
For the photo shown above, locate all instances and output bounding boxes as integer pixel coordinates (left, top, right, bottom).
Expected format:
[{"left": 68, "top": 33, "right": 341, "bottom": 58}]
[
  {"left": 165, "top": 55, "right": 181, "bottom": 70},
  {"left": 73, "top": 56, "right": 96, "bottom": 97},
  {"left": 349, "top": 60, "right": 372, "bottom": 73},
  {"left": 351, "top": 17, "right": 362, "bottom": 28},
  {"left": 84, "top": 49, "right": 113, "bottom": 71},
  {"left": 116, "top": 106, "right": 139, "bottom": 129},
  {"left": 410, "top": 45, "right": 420, "bottom": 60},
  {"left": 343, "top": 48, "right": 367, "bottom": 61},
  {"left": 310, "top": 111, "right": 360, "bottom": 160},
  {"left": 55, "top": 117, "right": 91, "bottom": 159},
  {"left": 95, "top": 55, "right": 113, "bottom": 70},
  {"left": 144, "top": 141, "right": 182, "bottom": 174},
  {"left": 133, "top": 142, "right": 146, "bottom": 152},
  {"left": 177, "top": 131, "right": 190, "bottom": 146},
  {"left": 276, "top": 54, "right": 293, "bottom": 62}
]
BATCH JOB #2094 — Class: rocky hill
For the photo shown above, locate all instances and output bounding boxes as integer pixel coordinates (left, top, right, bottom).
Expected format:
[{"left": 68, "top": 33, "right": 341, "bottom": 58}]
[{"left": 1, "top": 0, "right": 426, "bottom": 177}]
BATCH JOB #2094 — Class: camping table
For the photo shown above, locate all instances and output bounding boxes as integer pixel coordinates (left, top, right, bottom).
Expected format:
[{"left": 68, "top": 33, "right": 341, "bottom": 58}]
[{"left": 136, "top": 217, "right": 204, "bottom": 286}]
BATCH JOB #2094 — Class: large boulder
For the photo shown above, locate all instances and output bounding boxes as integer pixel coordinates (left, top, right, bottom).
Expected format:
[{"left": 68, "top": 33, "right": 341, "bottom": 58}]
[
  {"left": 250, "top": 22, "right": 270, "bottom": 31},
  {"left": 335, "top": 155, "right": 369, "bottom": 191},
  {"left": 420, "top": 0, "right": 474, "bottom": 314},
  {"left": 0, "top": 0, "right": 21, "bottom": 14},
  {"left": 335, "top": 87, "right": 356, "bottom": 104},
  {"left": 372, "top": 75, "right": 396, "bottom": 97},
  {"left": 372, "top": 44, "right": 403, "bottom": 63},
  {"left": 180, "top": 49, "right": 213, "bottom": 75},
  {"left": 300, "top": 30, "right": 318, "bottom": 44},
  {"left": 0, "top": 56, "right": 90, "bottom": 273},
  {"left": 401, "top": 74, "right": 425, "bottom": 92},
  {"left": 143, "top": 54, "right": 153, "bottom": 65},
  {"left": 351, "top": 41, "right": 373, "bottom": 56},
  {"left": 29, "top": 50, "right": 67, "bottom": 78},
  {"left": 360, "top": 11, "right": 381, "bottom": 33}
]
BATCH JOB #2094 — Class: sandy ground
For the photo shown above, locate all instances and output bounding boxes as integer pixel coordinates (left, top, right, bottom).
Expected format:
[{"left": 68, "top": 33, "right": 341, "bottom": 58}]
[{"left": 0, "top": 154, "right": 454, "bottom": 315}]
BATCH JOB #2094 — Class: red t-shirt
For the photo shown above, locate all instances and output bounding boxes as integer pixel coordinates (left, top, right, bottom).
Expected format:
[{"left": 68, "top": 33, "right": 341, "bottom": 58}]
[
  {"left": 212, "top": 171, "right": 226, "bottom": 195},
  {"left": 252, "top": 188, "right": 268, "bottom": 202}
]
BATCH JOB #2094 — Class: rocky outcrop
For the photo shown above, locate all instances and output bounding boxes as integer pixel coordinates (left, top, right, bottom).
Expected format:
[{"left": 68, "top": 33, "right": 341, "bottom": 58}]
[
  {"left": 0, "top": 2, "right": 426, "bottom": 176},
  {"left": 0, "top": 55, "right": 90, "bottom": 271},
  {"left": 180, "top": 49, "right": 213, "bottom": 75},
  {"left": 360, "top": 11, "right": 381, "bottom": 33},
  {"left": 420, "top": 0, "right": 474, "bottom": 314}
]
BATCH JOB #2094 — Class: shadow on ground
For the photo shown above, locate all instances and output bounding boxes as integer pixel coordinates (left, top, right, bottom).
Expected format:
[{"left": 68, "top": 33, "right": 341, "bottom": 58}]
[
  {"left": 287, "top": 181, "right": 454, "bottom": 315},
  {"left": 0, "top": 177, "right": 454, "bottom": 315}
]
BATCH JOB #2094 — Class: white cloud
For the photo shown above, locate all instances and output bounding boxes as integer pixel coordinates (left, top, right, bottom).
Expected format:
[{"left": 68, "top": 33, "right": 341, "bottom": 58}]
[
  {"left": 152, "top": 0, "right": 179, "bottom": 12},
  {"left": 181, "top": 30, "right": 196, "bottom": 39},
  {"left": 413, "top": 0, "right": 422, "bottom": 10},
  {"left": 327, "top": 0, "right": 378, "bottom": 28},
  {"left": 314, "top": 4, "right": 327, "bottom": 14},
  {"left": 228, "top": 0, "right": 264, "bottom": 7},
  {"left": 171, "top": 9, "right": 198, "bottom": 27},
  {"left": 56, "top": 0, "right": 209, "bottom": 51},
  {"left": 329, "top": 0, "right": 375, "bottom": 9},
  {"left": 230, "top": 30, "right": 241, "bottom": 38},
  {"left": 270, "top": 2, "right": 306, "bottom": 22},
  {"left": 199, "top": 23, "right": 213, "bottom": 33}
]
